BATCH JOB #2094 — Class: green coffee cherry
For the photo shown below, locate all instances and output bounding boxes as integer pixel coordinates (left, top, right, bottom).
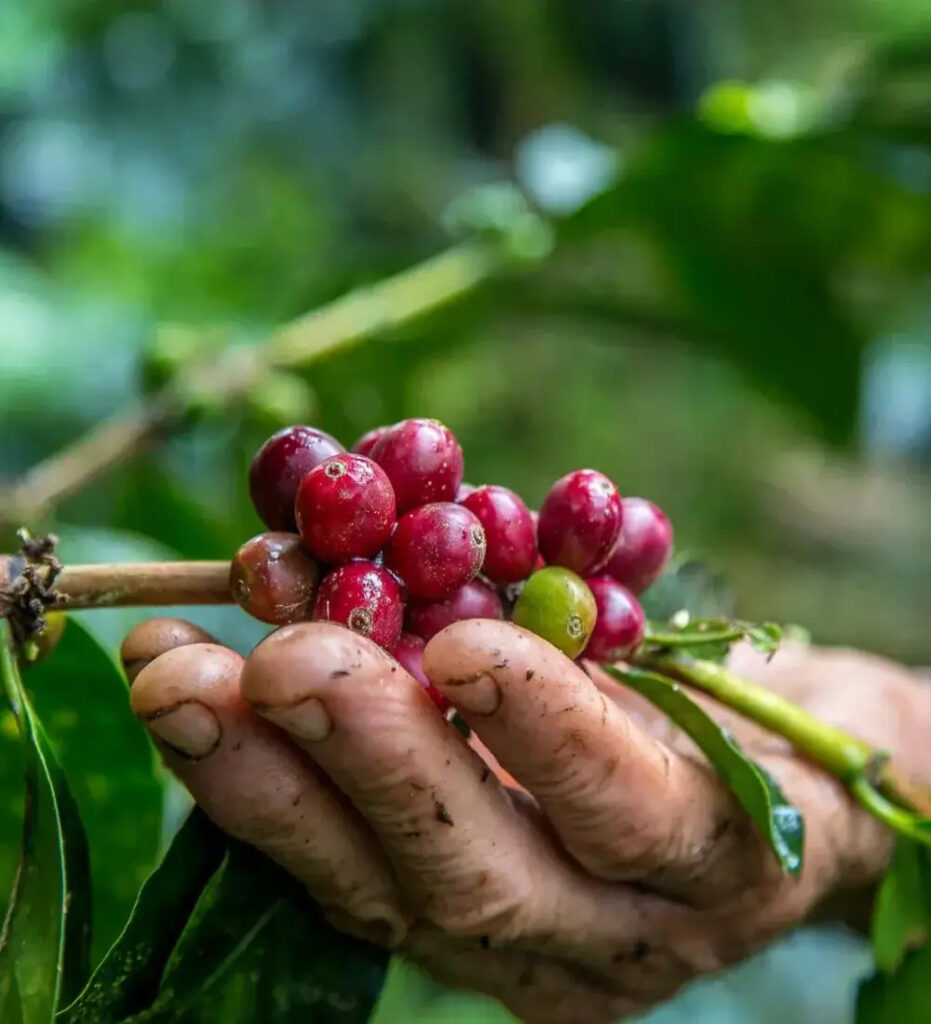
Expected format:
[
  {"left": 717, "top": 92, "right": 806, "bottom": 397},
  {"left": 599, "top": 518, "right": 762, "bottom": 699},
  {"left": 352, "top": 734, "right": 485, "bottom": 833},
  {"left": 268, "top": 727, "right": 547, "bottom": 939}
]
[{"left": 512, "top": 566, "right": 597, "bottom": 658}]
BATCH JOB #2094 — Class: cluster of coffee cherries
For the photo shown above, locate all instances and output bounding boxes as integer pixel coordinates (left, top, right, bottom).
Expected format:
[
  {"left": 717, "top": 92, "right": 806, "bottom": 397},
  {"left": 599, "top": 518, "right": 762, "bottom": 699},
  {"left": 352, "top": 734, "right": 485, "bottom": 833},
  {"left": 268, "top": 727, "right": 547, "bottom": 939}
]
[{"left": 232, "top": 419, "right": 673, "bottom": 709}]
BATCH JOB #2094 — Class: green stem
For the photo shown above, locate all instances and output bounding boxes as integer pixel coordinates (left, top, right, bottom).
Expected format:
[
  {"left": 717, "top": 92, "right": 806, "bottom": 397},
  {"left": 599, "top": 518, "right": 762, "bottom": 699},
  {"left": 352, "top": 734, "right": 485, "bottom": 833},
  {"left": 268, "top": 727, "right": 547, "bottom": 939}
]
[
  {"left": 644, "top": 628, "right": 750, "bottom": 647},
  {"left": 644, "top": 653, "right": 874, "bottom": 782},
  {"left": 849, "top": 775, "right": 931, "bottom": 846}
]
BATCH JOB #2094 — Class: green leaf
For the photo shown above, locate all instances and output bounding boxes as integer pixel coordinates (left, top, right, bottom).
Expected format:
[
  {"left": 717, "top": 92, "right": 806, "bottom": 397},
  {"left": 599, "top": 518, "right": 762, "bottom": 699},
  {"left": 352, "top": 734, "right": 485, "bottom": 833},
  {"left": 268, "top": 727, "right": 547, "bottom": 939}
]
[
  {"left": 26, "top": 617, "right": 164, "bottom": 961},
  {"left": 137, "top": 840, "right": 389, "bottom": 1023},
  {"left": 870, "top": 840, "right": 931, "bottom": 974},
  {"left": 856, "top": 942, "right": 931, "bottom": 1023},
  {"left": 643, "top": 617, "right": 782, "bottom": 663},
  {"left": 59, "top": 809, "right": 225, "bottom": 1024},
  {"left": 602, "top": 665, "right": 804, "bottom": 876},
  {"left": 0, "top": 621, "right": 92, "bottom": 1022}
]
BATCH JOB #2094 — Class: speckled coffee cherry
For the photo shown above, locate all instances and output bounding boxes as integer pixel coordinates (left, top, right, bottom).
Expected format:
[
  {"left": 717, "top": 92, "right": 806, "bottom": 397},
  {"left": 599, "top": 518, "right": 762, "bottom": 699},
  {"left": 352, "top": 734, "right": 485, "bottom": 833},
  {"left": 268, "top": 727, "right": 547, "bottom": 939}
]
[
  {"left": 603, "top": 497, "right": 673, "bottom": 594},
  {"left": 230, "top": 532, "right": 320, "bottom": 625},
  {"left": 460, "top": 485, "right": 537, "bottom": 584},
  {"left": 312, "top": 562, "right": 403, "bottom": 649},
  {"left": 583, "top": 576, "right": 646, "bottom": 661},
  {"left": 537, "top": 469, "right": 623, "bottom": 575},
  {"left": 371, "top": 418, "right": 464, "bottom": 512}
]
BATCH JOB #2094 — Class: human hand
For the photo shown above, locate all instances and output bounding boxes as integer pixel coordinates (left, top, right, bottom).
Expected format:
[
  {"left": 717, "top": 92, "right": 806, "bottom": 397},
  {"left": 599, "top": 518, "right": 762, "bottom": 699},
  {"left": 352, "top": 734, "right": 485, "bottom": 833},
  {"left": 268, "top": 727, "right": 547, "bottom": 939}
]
[{"left": 124, "top": 619, "right": 928, "bottom": 1024}]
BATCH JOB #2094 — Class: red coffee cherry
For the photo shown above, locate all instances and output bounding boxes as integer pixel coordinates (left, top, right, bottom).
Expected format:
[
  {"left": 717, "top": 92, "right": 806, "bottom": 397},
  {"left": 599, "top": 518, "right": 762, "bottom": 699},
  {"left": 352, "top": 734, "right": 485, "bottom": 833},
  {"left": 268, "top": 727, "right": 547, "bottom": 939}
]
[
  {"left": 460, "top": 485, "right": 537, "bottom": 584},
  {"left": 583, "top": 576, "right": 646, "bottom": 661},
  {"left": 385, "top": 502, "right": 485, "bottom": 599},
  {"left": 352, "top": 425, "right": 390, "bottom": 458},
  {"left": 295, "top": 454, "right": 396, "bottom": 563},
  {"left": 407, "top": 579, "right": 504, "bottom": 641},
  {"left": 603, "top": 497, "right": 673, "bottom": 594},
  {"left": 537, "top": 469, "right": 623, "bottom": 575},
  {"left": 230, "top": 532, "right": 320, "bottom": 625},
  {"left": 390, "top": 631, "right": 450, "bottom": 712},
  {"left": 249, "top": 425, "right": 344, "bottom": 531},
  {"left": 312, "top": 562, "right": 404, "bottom": 649},
  {"left": 371, "top": 418, "right": 464, "bottom": 512}
]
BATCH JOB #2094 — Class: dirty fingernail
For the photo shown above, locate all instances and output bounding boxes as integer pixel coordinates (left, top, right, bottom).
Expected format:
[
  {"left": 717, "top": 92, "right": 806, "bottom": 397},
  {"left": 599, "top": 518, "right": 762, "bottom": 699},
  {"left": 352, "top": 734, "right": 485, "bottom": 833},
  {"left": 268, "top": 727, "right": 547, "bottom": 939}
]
[
  {"left": 435, "top": 672, "right": 501, "bottom": 715},
  {"left": 257, "top": 698, "right": 334, "bottom": 742},
  {"left": 142, "top": 701, "right": 221, "bottom": 760}
]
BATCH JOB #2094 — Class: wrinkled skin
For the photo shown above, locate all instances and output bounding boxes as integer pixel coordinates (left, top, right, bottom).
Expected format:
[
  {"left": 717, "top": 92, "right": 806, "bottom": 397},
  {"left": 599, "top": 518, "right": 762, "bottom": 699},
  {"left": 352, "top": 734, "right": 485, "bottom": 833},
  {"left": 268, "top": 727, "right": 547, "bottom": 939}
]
[{"left": 127, "top": 619, "right": 931, "bottom": 1024}]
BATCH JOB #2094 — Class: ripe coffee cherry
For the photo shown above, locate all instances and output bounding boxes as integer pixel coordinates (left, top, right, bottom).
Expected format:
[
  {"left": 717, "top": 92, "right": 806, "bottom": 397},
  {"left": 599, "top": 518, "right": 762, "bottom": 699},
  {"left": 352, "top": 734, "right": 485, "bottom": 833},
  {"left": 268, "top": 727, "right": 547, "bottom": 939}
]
[
  {"left": 295, "top": 454, "right": 396, "bottom": 562},
  {"left": 371, "top": 418, "right": 464, "bottom": 512},
  {"left": 386, "top": 502, "right": 485, "bottom": 599},
  {"left": 537, "top": 469, "right": 622, "bottom": 575},
  {"left": 391, "top": 631, "right": 450, "bottom": 712},
  {"left": 460, "top": 485, "right": 537, "bottom": 584},
  {"left": 512, "top": 566, "right": 596, "bottom": 659},
  {"left": 230, "top": 532, "right": 320, "bottom": 625},
  {"left": 603, "top": 497, "right": 673, "bottom": 594},
  {"left": 352, "top": 425, "right": 389, "bottom": 458},
  {"left": 584, "top": 576, "right": 646, "bottom": 661},
  {"left": 249, "top": 425, "right": 344, "bottom": 531},
  {"left": 456, "top": 482, "right": 477, "bottom": 501},
  {"left": 312, "top": 562, "right": 403, "bottom": 649},
  {"left": 407, "top": 579, "right": 504, "bottom": 641}
]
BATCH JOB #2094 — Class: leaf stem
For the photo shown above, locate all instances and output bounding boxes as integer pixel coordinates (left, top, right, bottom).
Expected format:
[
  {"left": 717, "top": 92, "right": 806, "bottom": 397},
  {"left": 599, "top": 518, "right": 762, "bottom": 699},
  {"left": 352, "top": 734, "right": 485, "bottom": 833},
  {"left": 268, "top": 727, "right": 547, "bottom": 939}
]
[
  {"left": 644, "top": 653, "right": 931, "bottom": 817},
  {"left": 644, "top": 653, "right": 874, "bottom": 781},
  {"left": 0, "top": 240, "right": 502, "bottom": 529},
  {"left": 644, "top": 628, "right": 750, "bottom": 647},
  {"left": 849, "top": 776, "right": 931, "bottom": 847}
]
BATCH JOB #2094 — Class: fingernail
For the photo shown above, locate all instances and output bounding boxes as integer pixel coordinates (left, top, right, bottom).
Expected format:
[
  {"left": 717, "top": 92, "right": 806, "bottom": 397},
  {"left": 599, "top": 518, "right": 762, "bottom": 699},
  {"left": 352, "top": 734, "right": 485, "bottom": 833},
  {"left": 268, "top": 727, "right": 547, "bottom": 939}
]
[
  {"left": 258, "top": 697, "right": 333, "bottom": 742},
  {"left": 142, "top": 701, "right": 221, "bottom": 760},
  {"left": 435, "top": 671, "right": 501, "bottom": 715},
  {"left": 324, "top": 905, "right": 408, "bottom": 948}
]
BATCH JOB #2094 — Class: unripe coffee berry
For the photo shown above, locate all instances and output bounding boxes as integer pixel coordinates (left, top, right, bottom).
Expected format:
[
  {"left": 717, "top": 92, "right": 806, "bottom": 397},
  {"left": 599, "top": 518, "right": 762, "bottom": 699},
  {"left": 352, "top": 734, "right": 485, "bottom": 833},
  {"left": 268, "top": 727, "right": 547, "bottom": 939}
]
[
  {"left": 603, "top": 497, "right": 673, "bottom": 594},
  {"left": 249, "top": 425, "right": 344, "bottom": 531},
  {"left": 295, "top": 454, "right": 396, "bottom": 563},
  {"left": 371, "top": 417, "right": 464, "bottom": 512},
  {"left": 583, "top": 576, "right": 646, "bottom": 661},
  {"left": 230, "top": 532, "right": 320, "bottom": 625},
  {"left": 386, "top": 502, "right": 485, "bottom": 599},
  {"left": 352, "top": 425, "right": 390, "bottom": 458},
  {"left": 390, "top": 631, "right": 450, "bottom": 712},
  {"left": 312, "top": 562, "right": 403, "bottom": 649},
  {"left": 460, "top": 485, "right": 537, "bottom": 584},
  {"left": 407, "top": 579, "right": 504, "bottom": 641},
  {"left": 537, "top": 469, "right": 622, "bottom": 576},
  {"left": 512, "top": 566, "right": 596, "bottom": 659}
]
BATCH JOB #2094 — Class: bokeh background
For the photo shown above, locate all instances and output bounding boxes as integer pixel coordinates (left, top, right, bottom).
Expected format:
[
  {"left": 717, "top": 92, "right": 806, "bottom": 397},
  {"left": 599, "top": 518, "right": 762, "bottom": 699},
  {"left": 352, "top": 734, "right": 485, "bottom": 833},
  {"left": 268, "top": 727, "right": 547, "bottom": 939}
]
[{"left": 1, "top": 1, "right": 930, "bottom": 1021}]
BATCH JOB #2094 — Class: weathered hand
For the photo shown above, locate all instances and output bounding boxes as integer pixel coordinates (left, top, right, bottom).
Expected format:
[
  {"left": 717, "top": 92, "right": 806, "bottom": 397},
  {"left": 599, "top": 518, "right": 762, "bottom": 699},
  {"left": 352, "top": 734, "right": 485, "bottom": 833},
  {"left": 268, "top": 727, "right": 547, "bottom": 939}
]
[{"left": 124, "top": 619, "right": 928, "bottom": 1024}]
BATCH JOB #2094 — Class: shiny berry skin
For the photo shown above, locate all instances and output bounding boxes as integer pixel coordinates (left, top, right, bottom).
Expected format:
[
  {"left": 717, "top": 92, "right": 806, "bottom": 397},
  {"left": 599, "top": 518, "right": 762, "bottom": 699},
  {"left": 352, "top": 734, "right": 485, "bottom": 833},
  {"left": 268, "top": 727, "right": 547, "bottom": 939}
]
[
  {"left": 230, "top": 532, "right": 320, "bottom": 625},
  {"left": 371, "top": 418, "right": 464, "bottom": 512},
  {"left": 295, "top": 454, "right": 396, "bottom": 562},
  {"left": 603, "top": 497, "right": 673, "bottom": 594},
  {"left": 386, "top": 502, "right": 485, "bottom": 599},
  {"left": 249, "top": 425, "right": 345, "bottom": 531},
  {"left": 537, "top": 469, "right": 623, "bottom": 576},
  {"left": 312, "top": 562, "right": 404, "bottom": 648},
  {"left": 456, "top": 482, "right": 478, "bottom": 501},
  {"left": 407, "top": 579, "right": 504, "bottom": 641},
  {"left": 390, "top": 632, "right": 450, "bottom": 712},
  {"left": 512, "top": 566, "right": 596, "bottom": 659},
  {"left": 352, "top": 425, "right": 390, "bottom": 458},
  {"left": 583, "top": 576, "right": 646, "bottom": 661},
  {"left": 460, "top": 485, "right": 537, "bottom": 584}
]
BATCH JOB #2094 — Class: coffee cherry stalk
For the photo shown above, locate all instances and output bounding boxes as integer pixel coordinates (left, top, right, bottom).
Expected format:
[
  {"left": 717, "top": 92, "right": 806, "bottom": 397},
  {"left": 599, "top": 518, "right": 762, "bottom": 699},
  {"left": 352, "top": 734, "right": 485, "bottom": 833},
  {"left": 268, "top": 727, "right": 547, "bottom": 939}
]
[{"left": 3, "top": 418, "right": 929, "bottom": 853}]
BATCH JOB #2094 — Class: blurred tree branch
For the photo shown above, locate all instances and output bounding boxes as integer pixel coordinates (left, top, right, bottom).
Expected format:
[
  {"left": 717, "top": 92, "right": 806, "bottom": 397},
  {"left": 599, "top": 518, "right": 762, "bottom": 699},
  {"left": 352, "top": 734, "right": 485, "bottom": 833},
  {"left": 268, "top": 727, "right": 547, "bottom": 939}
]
[{"left": 0, "top": 240, "right": 501, "bottom": 532}]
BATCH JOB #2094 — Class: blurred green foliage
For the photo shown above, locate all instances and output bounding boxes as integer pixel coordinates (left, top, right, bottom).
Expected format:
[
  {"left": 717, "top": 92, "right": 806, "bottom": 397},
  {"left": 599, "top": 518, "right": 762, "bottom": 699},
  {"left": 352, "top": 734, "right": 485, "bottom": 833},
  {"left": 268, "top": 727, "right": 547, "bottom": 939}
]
[{"left": 1, "top": 1, "right": 930, "bottom": 1021}]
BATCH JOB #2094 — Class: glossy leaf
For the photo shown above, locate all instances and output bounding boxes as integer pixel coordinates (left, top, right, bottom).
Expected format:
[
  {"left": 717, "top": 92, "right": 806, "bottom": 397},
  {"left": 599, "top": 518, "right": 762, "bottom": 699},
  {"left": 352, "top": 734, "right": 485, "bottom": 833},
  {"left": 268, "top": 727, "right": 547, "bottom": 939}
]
[
  {"left": 870, "top": 840, "right": 931, "bottom": 974},
  {"left": 856, "top": 942, "right": 931, "bottom": 1023},
  {"left": 603, "top": 665, "right": 804, "bottom": 876},
  {"left": 26, "top": 617, "right": 164, "bottom": 961},
  {"left": 59, "top": 809, "right": 225, "bottom": 1024},
  {"left": 0, "top": 622, "right": 92, "bottom": 1022},
  {"left": 137, "top": 839, "right": 389, "bottom": 1023}
]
